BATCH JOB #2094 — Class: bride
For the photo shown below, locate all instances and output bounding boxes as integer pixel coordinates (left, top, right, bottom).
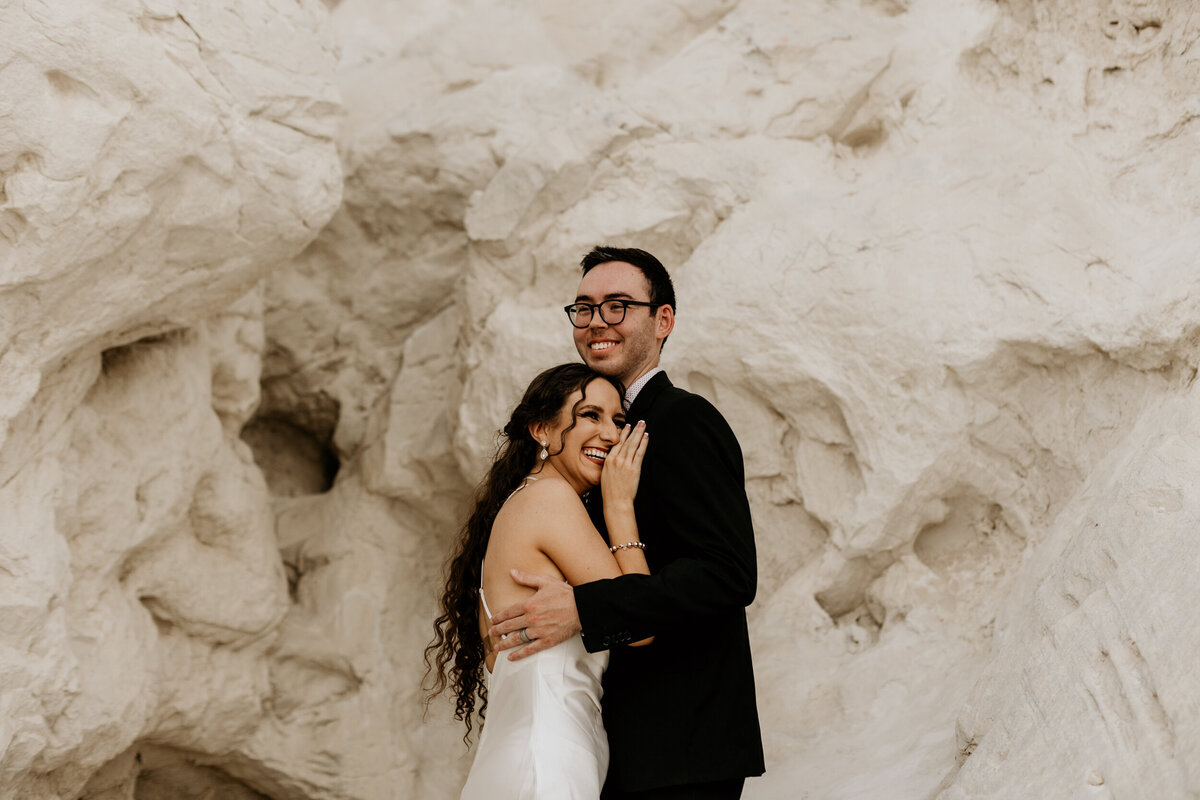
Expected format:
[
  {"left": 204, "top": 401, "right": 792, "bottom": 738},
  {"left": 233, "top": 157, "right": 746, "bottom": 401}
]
[{"left": 425, "top": 363, "right": 651, "bottom": 799}]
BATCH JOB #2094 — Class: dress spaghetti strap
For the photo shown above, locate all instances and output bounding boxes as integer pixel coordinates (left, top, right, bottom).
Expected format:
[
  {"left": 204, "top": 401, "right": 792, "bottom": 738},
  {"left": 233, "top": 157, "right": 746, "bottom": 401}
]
[{"left": 480, "top": 586, "right": 495, "bottom": 619}]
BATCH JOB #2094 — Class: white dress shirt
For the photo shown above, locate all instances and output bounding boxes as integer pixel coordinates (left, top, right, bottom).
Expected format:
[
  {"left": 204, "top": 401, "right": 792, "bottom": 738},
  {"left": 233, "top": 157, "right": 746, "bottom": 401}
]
[{"left": 624, "top": 367, "right": 663, "bottom": 410}]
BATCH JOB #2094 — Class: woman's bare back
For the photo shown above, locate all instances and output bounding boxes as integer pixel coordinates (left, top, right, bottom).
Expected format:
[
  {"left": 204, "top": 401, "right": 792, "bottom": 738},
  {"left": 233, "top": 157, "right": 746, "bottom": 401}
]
[{"left": 478, "top": 478, "right": 570, "bottom": 671}]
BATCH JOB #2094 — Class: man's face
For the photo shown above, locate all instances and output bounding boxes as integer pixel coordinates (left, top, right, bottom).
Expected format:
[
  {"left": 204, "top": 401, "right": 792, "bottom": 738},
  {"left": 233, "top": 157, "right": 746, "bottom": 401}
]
[{"left": 572, "top": 261, "right": 672, "bottom": 387}]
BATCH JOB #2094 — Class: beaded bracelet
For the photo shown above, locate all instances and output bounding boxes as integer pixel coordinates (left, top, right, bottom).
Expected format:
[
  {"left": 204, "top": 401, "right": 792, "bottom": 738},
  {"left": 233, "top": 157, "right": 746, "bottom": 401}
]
[{"left": 609, "top": 541, "right": 646, "bottom": 553}]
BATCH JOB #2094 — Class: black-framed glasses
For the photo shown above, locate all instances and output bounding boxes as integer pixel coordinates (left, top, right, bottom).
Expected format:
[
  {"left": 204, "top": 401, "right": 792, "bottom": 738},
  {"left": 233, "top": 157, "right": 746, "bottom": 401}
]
[{"left": 564, "top": 299, "right": 660, "bottom": 328}]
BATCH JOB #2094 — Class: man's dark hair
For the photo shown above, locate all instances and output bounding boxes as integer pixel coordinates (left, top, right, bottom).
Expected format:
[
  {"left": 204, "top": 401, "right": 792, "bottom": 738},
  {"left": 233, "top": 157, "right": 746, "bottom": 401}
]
[{"left": 580, "top": 246, "right": 676, "bottom": 313}]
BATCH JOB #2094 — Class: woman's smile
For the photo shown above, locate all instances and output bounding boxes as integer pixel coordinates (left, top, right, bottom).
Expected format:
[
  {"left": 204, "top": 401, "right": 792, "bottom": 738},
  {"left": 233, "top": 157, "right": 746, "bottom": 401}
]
[
  {"left": 537, "top": 378, "right": 625, "bottom": 495},
  {"left": 582, "top": 447, "right": 609, "bottom": 465}
]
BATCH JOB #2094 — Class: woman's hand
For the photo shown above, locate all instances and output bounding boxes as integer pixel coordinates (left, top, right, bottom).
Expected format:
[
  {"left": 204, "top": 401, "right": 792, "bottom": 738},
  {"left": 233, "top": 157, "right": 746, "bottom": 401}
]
[{"left": 601, "top": 421, "right": 648, "bottom": 510}]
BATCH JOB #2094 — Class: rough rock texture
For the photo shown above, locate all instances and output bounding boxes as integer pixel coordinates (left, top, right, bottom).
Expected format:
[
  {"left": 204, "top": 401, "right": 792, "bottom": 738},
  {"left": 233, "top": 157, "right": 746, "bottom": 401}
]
[
  {"left": 3, "top": 0, "right": 1199, "bottom": 798},
  {"left": 269, "top": 0, "right": 1200, "bottom": 798},
  {"left": 940, "top": 381, "right": 1200, "bottom": 800},
  {"left": 0, "top": 1, "right": 341, "bottom": 798}
]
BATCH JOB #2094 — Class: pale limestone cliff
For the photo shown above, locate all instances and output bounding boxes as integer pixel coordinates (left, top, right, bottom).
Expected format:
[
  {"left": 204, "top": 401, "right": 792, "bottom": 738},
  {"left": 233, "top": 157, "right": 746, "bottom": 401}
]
[
  {"left": 1, "top": 0, "right": 1197, "bottom": 798},
  {"left": 0, "top": 1, "right": 341, "bottom": 798}
]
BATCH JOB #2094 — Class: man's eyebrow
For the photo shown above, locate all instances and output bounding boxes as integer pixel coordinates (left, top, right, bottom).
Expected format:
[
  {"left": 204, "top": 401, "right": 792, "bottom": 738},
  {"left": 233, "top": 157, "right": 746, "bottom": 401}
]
[{"left": 573, "top": 291, "right": 636, "bottom": 302}]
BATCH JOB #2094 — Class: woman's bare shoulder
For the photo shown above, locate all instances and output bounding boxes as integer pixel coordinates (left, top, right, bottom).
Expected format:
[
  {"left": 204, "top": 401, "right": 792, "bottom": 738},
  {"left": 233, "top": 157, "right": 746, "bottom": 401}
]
[
  {"left": 494, "top": 478, "right": 614, "bottom": 584},
  {"left": 512, "top": 476, "right": 588, "bottom": 515},
  {"left": 493, "top": 477, "right": 587, "bottom": 529}
]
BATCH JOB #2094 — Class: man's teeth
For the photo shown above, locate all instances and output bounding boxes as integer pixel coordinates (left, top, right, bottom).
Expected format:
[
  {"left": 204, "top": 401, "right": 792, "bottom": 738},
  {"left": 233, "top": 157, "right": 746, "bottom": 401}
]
[
  {"left": 590, "top": 342, "right": 616, "bottom": 350},
  {"left": 583, "top": 448, "right": 607, "bottom": 461}
]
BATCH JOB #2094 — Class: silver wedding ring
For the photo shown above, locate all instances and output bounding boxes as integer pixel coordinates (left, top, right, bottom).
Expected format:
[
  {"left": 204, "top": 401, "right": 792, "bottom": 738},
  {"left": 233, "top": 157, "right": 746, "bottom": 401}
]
[{"left": 518, "top": 628, "right": 533, "bottom": 644}]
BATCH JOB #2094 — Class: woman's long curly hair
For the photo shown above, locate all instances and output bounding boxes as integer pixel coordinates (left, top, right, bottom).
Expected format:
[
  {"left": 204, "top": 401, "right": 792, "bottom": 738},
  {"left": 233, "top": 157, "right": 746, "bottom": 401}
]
[{"left": 424, "top": 362, "right": 623, "bottom": 740}]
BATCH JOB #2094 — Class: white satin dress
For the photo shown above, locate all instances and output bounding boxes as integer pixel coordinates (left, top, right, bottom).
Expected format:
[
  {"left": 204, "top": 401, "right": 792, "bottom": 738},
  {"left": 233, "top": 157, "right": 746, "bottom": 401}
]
[{"left": 460, "top": 581, "right": 610, "bottom": 799}]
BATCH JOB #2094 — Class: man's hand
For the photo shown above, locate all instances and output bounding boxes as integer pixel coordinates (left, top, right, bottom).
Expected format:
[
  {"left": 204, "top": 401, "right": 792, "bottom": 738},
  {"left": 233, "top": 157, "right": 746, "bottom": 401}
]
[{"left": 488, "top": 569, "right": 582, "bottom": 661}]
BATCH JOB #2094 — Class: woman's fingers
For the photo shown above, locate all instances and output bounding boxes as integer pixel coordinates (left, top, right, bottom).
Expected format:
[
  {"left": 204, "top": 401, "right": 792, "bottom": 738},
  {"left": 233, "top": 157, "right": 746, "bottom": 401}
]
[
  {"left": 610, "top": 424, "right": 629, "bottom": 455},
  {"left": 632, "top": 428, "right": 649, "bottom": 464},
  {"left": 607, "top": 424, "right": 630, "bottom": 466},
  {"left": 619, "top": 422, "right": 646, "bottom": 469},
  {"left": 605, "top": 422, "right": 646, "bottom": 475}
]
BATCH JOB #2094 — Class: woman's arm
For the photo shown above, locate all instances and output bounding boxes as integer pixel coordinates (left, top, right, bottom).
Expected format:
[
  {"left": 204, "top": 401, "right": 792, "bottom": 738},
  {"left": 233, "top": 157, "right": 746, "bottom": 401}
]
[
  {"left": 601, "top": 421, "right": 649, "bottom": 576},
  {"left": 525, "top": 482, "right": 645, "bottom": 583},
  {"left": 600, "top": 423, "right": 652, "bottom": 645},
  {"left": 488, "top": 425, "right": 654, "bottom": 655},
  {"left": 529, "top": 424, "right": 653, "bottom": 645},
  {"left": 574, "top": 395, "right": 754, "bottom": 649}
]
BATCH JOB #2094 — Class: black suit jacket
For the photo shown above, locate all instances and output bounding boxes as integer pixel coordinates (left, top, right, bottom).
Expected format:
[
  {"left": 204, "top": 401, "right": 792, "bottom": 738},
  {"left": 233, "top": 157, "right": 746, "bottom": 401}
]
[{"left": 574, "top": 372, "right": 765, "bottom": 792}]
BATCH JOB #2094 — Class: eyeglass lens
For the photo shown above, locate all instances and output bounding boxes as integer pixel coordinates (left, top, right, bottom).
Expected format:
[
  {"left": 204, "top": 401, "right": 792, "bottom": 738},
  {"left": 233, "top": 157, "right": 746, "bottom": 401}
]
[{"left": 569, "top": 301, "right": 628, "bottom": 327}]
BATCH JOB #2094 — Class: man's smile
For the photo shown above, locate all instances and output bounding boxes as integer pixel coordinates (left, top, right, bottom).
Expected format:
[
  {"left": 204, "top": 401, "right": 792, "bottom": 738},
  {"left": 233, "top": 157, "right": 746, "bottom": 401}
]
[{"left": 589, "top": 340, "right": 618, "bottom": 351}]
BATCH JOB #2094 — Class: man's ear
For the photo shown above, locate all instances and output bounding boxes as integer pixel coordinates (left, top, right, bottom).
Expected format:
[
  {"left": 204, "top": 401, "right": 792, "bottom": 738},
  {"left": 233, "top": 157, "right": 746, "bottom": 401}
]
[{"left": 655, "top": 304, "right": 675, "bottom": 341}]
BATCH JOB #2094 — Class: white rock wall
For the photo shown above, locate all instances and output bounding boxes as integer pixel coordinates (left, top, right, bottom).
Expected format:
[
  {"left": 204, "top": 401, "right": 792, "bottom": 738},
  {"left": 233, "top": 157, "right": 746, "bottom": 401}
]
[
  {"left": 2, "top": 0, "right": 1198, "bottom": 798},
  {"left": 0, "top": 1, "right": 341, "bottom": 798},
  {"left": 941, "top": 380, "right": 1200, "bottom": 800},
  {"left": 288, "top": 0, "right": 1200, "bottom": 798}
]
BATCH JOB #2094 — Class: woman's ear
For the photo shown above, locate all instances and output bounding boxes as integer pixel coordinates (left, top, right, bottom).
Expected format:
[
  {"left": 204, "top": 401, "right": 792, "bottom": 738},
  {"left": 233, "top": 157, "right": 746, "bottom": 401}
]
[{"left": 527, "top": 421, "right": 548, "bottom": 447}]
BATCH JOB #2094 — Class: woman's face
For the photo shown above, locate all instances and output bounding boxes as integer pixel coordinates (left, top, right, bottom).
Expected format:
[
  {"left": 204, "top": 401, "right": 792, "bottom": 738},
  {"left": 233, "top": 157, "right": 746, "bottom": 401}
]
[{"left": 539, "top": 379, "right": 625, "bottom": 494}]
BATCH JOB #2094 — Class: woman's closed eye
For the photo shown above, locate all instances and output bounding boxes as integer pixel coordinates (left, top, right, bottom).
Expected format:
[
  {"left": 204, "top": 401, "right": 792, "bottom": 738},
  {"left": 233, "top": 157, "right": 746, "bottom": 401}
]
[{"left": 580, "top": 410, "right": 600, "bottom": 421}]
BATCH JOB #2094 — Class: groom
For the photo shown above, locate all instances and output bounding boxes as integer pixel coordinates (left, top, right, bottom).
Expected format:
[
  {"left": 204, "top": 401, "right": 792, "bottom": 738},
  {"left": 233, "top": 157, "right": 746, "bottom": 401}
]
[{"left": 490, "top": 246, "right": 765, "bottom": 798}]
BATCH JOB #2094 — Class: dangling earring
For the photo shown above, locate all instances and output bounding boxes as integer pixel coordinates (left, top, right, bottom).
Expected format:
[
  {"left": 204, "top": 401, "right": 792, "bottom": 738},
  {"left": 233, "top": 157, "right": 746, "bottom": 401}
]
[{"left": 539, "top": 440, "right": 548, "bottom": 461}]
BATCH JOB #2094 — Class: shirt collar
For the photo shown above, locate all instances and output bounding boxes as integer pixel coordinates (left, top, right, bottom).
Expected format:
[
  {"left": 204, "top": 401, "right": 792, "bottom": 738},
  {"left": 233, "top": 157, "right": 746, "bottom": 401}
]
[{"left": 624, "top": 367, "right": 663, "bottom": 409}]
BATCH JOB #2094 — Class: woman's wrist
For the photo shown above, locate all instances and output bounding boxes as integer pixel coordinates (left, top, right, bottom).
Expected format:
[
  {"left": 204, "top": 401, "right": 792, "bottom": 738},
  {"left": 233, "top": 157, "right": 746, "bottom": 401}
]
[{"left": 602, "top": 496, "right": 635, "bottom": 514}]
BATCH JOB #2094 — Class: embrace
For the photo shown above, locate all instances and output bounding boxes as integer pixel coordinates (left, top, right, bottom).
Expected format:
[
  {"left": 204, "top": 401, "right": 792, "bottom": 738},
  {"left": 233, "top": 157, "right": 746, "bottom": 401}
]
[{"left": 426, "top": 247, "right": 765, "bottom": 799}]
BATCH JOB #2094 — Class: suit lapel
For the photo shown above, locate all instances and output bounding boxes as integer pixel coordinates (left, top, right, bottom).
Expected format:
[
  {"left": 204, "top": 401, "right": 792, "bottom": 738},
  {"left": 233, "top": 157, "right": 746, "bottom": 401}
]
[{"left": 626, "top": 372, "right": 669, "bottom": 560}]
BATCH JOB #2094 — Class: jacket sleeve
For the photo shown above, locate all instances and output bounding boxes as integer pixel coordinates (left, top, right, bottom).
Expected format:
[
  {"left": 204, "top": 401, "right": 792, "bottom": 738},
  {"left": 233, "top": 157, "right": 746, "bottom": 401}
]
[{"left": 574, "top": 394, "right": 757, "bottom": 651}]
